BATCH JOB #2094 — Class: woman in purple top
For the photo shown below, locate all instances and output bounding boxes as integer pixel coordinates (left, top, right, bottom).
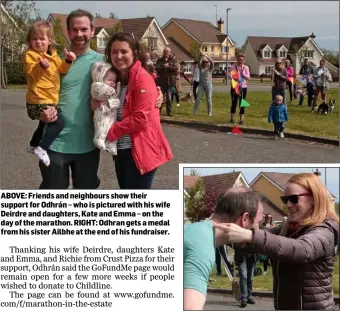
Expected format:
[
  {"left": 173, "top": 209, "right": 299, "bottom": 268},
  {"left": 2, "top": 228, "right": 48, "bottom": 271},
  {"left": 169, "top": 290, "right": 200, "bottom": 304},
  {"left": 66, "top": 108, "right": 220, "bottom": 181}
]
[
  {"left": 285, "top": 59, "right": 294, "bottom": 104},
  {"left": 229, "top": 54, "right": 250, "bottom": 125}
]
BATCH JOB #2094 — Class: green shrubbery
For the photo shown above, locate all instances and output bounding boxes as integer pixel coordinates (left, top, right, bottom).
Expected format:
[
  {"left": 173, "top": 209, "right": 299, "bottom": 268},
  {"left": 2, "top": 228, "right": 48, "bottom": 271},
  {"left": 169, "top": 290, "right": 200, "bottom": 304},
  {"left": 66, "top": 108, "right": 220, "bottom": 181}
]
[{"left": 4, "top": 62, "right": 26, "bottom": 84}]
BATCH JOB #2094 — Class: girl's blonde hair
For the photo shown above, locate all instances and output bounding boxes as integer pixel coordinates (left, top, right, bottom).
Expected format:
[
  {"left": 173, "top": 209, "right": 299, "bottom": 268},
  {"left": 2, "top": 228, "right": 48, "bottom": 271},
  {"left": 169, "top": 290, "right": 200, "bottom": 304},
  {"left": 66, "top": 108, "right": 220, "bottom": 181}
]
[
  {"left": 282, "top": 173, "right": 339, "bottom": 232},
  {"left": 26, "top": 20, "right": 57, "bottom": 51}
]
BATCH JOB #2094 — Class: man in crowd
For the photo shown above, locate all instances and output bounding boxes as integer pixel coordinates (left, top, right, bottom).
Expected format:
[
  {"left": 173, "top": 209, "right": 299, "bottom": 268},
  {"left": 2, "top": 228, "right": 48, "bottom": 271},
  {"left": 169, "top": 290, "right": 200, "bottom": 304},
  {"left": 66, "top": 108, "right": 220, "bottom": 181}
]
[
  {"left": 183, "top": 188, "right": 263, "bottom": 310},
  {"left": 155, "top": 47, "right": 178, "bottom": 116}
]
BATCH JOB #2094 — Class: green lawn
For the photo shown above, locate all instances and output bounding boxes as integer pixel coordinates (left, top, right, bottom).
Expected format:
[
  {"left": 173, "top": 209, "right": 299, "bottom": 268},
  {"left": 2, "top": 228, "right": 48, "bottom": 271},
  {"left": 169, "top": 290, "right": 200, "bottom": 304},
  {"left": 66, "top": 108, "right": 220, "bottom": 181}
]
[
  {"left": 165, "top": 89, "right": 339, "bottom": 139},
  {"left": 209, "top": 255, "right": 339, "bottom": 295}
]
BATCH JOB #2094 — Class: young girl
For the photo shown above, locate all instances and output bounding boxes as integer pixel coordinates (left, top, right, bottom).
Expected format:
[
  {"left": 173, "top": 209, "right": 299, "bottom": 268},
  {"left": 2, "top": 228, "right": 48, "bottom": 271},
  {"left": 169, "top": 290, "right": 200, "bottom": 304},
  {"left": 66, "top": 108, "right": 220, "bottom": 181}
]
[{"left": 24, "top": 20, "right": 76, "bottom": 166}]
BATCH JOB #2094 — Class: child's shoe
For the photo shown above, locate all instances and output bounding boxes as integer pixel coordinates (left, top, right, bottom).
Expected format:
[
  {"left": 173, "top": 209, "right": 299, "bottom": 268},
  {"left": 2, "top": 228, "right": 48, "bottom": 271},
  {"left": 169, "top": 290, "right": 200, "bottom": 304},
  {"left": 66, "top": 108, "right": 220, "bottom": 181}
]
[
  {"left": 26, "top": 146, "right": 35, "bottom": 154},
  {"left": 33, "top": 146, "right": 50, "bottom": 167},
  {"left": 280, "top": 132, "right": 284, "bottom": 138}
]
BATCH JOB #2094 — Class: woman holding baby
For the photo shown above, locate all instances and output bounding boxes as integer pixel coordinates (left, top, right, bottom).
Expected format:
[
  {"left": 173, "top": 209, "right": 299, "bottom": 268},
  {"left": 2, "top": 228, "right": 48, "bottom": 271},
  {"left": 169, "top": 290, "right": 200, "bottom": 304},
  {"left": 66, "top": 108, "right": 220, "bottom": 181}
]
[{"left": 92, "top": 32, "right": 173, "bottom": 190}]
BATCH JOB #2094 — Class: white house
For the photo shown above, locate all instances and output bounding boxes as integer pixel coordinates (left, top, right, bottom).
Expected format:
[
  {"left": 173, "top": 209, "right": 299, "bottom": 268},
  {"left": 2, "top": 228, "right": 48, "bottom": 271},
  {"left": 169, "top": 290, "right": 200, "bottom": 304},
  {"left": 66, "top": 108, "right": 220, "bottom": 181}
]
[{"left": 242, "top": 34, "right": 339, "bottom": 78}]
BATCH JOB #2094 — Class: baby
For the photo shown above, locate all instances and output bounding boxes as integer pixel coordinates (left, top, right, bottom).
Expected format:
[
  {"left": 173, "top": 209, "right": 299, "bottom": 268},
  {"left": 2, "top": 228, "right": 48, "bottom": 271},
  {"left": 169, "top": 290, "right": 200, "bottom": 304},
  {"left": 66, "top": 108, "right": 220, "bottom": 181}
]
[
  {"left": 268, "top": 95, "right": 288, "bottom": 139},
  {"left": 91, "top": 61, "right": 120, "bottom": 155}
]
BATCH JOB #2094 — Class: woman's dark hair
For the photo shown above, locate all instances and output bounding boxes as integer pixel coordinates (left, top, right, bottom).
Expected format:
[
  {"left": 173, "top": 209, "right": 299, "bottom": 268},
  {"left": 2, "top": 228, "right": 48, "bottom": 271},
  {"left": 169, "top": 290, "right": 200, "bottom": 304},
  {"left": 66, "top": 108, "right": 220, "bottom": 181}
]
[{"left": 105, "top": 32, "right": 147, "bottom": 80}]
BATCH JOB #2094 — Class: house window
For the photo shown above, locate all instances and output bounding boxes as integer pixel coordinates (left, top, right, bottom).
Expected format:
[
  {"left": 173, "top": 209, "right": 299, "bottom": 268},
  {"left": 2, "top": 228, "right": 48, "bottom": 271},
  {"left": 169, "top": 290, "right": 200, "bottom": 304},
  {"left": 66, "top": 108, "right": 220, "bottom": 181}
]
[
  {"left": 265, "top": 66, "right": 273, "bottom": 74},
  {"left": 223, "top": 46, "right": 229, "bottom": 54},
  {"left": 203, "top": 46, "right": 208, "bottom": 52},
  {"left": 305, "top": 50, "right": 314, "bottom": 58},
  {"left": 279, "top": 51, "right": 286, "bottom": 58},
  {"left": 97, "top": 37, "right": 105, "bottom": 48},
  {"left": 184, "top": 63, "right": 192, "bottom": 73},
  {"left": 147, "top": 37, "right": 158, "bottom": 51},
  {"left": 211, "top": 46, "right": 214, "bottom": 53},
  {"left": 263, "top": 51, "right": 271, "bottom": 58}
]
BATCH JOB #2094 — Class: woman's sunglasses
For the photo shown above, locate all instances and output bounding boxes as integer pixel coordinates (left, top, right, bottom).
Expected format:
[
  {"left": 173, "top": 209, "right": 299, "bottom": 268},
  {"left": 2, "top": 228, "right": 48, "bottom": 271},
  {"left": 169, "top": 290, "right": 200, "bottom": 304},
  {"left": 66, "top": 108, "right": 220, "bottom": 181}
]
[{"left": 280, "top": 193, "right": 312, "bottom": 205}]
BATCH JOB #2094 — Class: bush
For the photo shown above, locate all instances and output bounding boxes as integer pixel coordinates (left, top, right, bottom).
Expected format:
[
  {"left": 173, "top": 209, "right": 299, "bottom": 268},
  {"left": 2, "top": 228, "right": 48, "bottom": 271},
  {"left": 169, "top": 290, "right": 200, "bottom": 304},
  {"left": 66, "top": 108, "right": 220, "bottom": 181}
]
[{"left": 4, "top": 62, "right": 26, "bottom": 84}]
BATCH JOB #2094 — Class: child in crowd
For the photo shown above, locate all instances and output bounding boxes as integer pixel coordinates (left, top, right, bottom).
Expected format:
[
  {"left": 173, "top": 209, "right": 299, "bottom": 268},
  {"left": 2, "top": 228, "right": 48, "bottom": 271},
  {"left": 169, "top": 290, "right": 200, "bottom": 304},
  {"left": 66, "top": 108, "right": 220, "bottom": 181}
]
[
  {"left": 24, "top": 20, "right": 76, "bottom": 167},
  {"left": 91, "top": 61, "right": 120, "bottom": 155},
  {"left": 268, "top": 94, "right": 288, "bottom": 139}
]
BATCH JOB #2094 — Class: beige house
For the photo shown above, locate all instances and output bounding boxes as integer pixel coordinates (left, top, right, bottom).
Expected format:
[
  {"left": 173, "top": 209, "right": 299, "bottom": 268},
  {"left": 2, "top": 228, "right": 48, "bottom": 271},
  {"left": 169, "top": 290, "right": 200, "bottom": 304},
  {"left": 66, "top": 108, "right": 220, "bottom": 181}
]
[{"left": 162, "top": 17, "right": 236, "bottom": 73}]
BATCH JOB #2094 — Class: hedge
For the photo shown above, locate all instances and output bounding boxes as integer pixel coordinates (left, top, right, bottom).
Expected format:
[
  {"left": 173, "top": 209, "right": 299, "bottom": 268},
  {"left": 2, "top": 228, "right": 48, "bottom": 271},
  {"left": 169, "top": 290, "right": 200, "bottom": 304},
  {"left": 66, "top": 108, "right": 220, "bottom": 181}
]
[{"left": 4, "top": 62, "right": 26, "bottom": 84}]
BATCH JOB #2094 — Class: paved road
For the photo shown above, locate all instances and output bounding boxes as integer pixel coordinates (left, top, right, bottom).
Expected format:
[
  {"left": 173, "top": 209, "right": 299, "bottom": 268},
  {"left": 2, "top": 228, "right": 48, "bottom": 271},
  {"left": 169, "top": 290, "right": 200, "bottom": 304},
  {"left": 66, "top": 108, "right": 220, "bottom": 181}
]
[{"left": 1, "top": 90, "right": 339, "bottom": 189}]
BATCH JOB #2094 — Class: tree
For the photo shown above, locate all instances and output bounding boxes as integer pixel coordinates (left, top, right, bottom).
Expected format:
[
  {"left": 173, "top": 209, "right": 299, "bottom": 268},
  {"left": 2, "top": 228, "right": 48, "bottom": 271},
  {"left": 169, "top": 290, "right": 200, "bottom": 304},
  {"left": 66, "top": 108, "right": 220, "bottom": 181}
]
[
  {"left": 90, "top": 39, "right": 97, "bottom": 51},
  {"left": 322, "top": 49, "right": 339, "bottom": 67},
  {"left": 189, "top": 41, "right": 201, "bottom": 61},
  {"left": 190, "top": 169, "right": 200, "bottom": 176},
  {"left": 291, "top": 44, "right": 309, "bottom": 66},
  {"left": 105, "top": 21, "right": 123, "bottom": 44},
  {"left": 53, "top": 18, "right": 66, "bottom": 54},
  {"left": 95, "top": 13, "right": 102, "bottom": 18},
  {"left": 235, "top": 46, "right": 242, "bottom": 56},
  {"left": 109, "top": 12, "right": 118, "bottom": 19}
]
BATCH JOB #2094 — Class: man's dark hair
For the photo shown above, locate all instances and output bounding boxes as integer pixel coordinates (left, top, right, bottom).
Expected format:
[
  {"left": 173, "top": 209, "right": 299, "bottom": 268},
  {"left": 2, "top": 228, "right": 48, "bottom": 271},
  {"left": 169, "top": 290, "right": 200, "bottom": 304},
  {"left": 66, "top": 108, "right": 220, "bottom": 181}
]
[
  {"left": 66, "top": 9, "right": 94, "bottom": 31},
  {"left": 214, "top": 189, "right": 261, "bottom": 222}
]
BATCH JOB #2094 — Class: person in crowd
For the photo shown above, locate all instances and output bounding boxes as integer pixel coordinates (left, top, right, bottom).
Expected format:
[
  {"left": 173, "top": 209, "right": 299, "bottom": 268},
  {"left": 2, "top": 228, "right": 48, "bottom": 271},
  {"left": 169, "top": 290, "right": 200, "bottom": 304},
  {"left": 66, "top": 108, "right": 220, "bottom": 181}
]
[
  {"left": 298, "top": 58, "right": 314, "bottom": 106},
  {"left": 259, "top": 214, "right": 276, "bottom": 275},
  {"left": 184, "top": 188, "right": 263, "bottom": 310},
  {"left": 285, "top": 59, "right": 294, "bottom": 104},
  {"left": 144, "top": 52, "right": 157, "bottom": 79},
  {"left": 193, "top": 49, "right": 214, "bottom": 116},
  {"left": 268, "top": 94, "right": 288, "bottom": 139},
  {"left": 215, "top": 245, "right": 233, "bottom": 277},
  {"left": 40, "top": 9, "right": 163, "bottom": 190},
  {"left": 155, "top": 47, "right": 178, "bottom": 116},
  {"left": 24, "top": 20, "right": 76, "bottom": 167},
  {"left": 192, "top": 60, "right": 200, "bottom": 100},
  {"left": 215, "top": 173, "right": 339, "bottom": 310},
  {"left": 271, "top": 59, "right": 287, "bottom": 104},
  {"left": 103, "top": 32, "right": 173, "bottom": 189},
  {"left": 229, "top": 54, "right": 250, "bottom": 125},
  {"left": 172, "top": 61, "right": 192, "bottom": 105},
  {"left": 311, "top": 58, "right": 332, "bottom": 112}
]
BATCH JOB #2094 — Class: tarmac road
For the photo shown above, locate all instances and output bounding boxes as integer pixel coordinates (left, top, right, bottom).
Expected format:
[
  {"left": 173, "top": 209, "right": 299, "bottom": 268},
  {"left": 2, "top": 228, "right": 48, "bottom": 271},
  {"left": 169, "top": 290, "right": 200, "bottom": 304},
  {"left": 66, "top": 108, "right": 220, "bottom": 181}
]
[{"left": 1, "top": 90, "right": 339, "bottom": 189}]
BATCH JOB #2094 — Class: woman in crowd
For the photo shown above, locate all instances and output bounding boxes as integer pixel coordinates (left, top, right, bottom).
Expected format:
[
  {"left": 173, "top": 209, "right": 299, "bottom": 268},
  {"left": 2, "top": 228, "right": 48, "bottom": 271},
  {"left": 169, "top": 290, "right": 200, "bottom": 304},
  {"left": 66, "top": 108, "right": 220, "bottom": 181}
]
[
  {"left": 271, "top": 59, "right": 287, "bottom": 104},
  {"left": 285, "top": 59, "right": 294, "bottom": 104},
  {"left": 312, "top": 58, "right": 332, "bottom": 112},
  {"left": 229, "top": 54, "right": 250, "bottom": 125},
  {"left": 215, "top": 173, "right": 339, "bottom": 310},
  {"left": 96, "top": 32, "right": 173, "bottom": 189},
  {"left": 259, "top": 213, "right": 276, "bottom": 275}
]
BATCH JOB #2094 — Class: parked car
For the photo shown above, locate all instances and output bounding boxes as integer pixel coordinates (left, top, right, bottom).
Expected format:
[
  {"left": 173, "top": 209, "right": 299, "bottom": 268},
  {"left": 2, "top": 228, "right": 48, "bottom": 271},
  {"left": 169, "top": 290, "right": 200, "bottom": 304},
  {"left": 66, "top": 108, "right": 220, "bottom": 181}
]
[{"left": 212, "top": 70, "right": 226, "bottom": 78}]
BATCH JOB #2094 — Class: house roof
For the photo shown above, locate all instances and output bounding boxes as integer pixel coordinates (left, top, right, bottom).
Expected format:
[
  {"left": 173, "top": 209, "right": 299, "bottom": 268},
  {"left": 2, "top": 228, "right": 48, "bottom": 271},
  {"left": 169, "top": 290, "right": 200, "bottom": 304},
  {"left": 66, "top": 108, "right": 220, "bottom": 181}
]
[
  {"left": 246, "top": 35, "right": 311, "bottom": 63},
  {"left": 166, "top": 36, "right": 194, "bottom": 61},
  {"left": 183, "top": 176, "right": 199, "bottom": 191},
  {"left": 166, "top": 18, "right": 235, "bottom": 45}
]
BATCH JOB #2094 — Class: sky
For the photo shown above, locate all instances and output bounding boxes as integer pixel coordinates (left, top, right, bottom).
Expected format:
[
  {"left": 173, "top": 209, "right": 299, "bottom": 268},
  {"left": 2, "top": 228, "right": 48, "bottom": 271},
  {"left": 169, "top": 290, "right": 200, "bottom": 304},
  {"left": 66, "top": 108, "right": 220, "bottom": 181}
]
[
  {"left": 183, "top": 167, "right": 340, "bottom": 200},
  {"left": 35, "top": 1, "right": 339, "bottom": 50}
]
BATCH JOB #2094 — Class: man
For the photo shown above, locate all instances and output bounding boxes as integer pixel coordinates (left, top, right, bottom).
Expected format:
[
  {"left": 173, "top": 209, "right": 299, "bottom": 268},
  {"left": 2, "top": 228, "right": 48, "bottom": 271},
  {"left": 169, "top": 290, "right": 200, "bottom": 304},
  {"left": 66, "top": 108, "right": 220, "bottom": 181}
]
[
  {"left": 299, "top": 58, "right": 314, "bottom": 76},
  {"left": 155, "top": 47, "right": 178, "bottom": 116},
  {"left": 183, "top": 188, "right": 264, "bottom": 310},
  {"left": 298, "top": 58, "right": 314, "bottom": 106},
  {"left": 39, "top": 9, "right": 163, "bottom": 189}
]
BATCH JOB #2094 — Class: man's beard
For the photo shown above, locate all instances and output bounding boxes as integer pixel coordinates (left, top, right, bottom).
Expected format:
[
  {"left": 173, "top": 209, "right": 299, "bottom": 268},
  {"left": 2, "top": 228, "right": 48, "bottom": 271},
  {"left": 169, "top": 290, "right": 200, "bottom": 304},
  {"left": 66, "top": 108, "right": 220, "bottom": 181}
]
[{"left": 71, "top": 37, "right": 89, "bottom": 47}]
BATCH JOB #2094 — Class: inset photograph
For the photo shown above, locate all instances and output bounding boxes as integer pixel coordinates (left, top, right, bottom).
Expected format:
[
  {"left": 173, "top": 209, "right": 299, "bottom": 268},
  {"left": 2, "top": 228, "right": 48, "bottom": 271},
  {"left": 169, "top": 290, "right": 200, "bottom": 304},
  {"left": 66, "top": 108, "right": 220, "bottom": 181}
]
[{"left": 182, "top": 166, "right": 339, "bottom": 310}]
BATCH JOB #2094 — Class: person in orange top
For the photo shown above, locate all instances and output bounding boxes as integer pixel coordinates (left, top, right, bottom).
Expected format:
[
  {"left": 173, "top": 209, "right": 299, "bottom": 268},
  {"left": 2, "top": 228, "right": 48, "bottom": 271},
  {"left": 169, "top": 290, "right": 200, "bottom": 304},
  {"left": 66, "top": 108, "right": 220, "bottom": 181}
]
[{"left": 24, "top": 20, "right": 76, "bottom": 167}]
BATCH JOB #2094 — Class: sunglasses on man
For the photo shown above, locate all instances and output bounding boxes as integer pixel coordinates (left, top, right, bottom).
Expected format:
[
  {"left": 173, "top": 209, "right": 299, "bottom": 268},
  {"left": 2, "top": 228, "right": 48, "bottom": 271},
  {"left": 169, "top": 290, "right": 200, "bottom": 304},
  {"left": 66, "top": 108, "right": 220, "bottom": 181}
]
[{"left": 280, "top": 193, "right": 312, "bottom": 205}]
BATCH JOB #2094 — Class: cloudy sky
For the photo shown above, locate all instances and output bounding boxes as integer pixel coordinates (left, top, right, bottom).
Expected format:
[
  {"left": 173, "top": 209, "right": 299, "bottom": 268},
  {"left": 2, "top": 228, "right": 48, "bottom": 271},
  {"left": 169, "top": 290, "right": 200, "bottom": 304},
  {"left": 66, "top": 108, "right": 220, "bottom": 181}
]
[
  {"left": 183, "top": 167, "right": 340, "bottom": 200},
  {"left": 36, "top": 1, "right": 339, "bottom": 50}
]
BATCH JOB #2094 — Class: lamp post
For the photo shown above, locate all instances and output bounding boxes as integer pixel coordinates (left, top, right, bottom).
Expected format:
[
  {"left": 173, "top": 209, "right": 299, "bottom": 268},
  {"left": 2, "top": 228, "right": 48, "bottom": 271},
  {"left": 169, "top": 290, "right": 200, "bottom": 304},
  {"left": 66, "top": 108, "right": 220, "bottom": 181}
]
[
  {"left": 225, "top": 8, "right": 231, "bottom": 86},
  {"left": 214, "top": 5, "right": 217, "bottom": 24}
]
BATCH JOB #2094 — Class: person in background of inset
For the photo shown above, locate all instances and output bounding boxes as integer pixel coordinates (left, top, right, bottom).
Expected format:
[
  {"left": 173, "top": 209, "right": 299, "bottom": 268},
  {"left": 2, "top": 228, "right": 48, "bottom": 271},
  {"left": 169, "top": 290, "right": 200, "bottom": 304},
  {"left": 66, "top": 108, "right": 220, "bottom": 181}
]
[
  {"left": 285, "top": 59, "right": 294, "bottom": 104},
  {"left": 260, "top": 213, "right": 276, "bottom": 275},
  {"left": 268, "top": 94, "right": 288, "bottom": 139},
  {"left": 215, "top": 172, "right": 339, "bottom": 311},
  {"left": 192, "top": 60, "right": 200, "bottom": 100},
  {"left": 229, "top": 54, "right": 250, "bottom": 125},
  {"left": 192, "top": 49, "right": 214, "bottom": 116},
  {"left": 271, "top": 59, "right": 287, "bottom": 105},
  {"left": 311, "top": 58, "right": 332, "bottom": 112}
]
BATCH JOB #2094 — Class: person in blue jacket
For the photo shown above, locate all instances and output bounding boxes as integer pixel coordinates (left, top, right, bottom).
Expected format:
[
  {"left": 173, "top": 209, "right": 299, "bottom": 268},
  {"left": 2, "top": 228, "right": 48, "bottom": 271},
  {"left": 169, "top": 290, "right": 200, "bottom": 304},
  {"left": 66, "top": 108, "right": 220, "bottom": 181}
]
[{"left": 268, "top": 94, "right": 288, "bottom": 139}]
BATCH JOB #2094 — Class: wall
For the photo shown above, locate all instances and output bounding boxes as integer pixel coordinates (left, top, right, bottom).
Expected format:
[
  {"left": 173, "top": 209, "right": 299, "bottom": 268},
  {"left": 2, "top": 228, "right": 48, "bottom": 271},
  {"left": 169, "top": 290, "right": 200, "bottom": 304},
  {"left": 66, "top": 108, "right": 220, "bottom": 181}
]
[
  {"left": 259, "top": 63, "right": 275, "bottom": 75},
  {"left": 141, "top": 21, "right": 167, "bottom": 58}
]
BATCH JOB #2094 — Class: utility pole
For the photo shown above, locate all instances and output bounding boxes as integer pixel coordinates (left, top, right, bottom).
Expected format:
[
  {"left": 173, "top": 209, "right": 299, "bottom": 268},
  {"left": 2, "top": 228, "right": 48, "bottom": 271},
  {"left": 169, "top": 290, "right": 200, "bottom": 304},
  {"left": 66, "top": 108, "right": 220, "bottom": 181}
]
[
  {"left": 214, "top": 5, "right": 218, "bottom": 25},
  {"left": 225, "top": 8, "right": 231, "bottom": 85}
]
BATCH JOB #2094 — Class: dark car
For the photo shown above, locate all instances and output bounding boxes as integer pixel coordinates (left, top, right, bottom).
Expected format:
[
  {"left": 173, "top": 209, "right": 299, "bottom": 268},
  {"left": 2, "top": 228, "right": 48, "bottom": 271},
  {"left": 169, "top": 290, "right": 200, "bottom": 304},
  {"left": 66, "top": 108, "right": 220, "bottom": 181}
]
[{"left": 212, "top": 70, "right": 226, "bottom": 78}]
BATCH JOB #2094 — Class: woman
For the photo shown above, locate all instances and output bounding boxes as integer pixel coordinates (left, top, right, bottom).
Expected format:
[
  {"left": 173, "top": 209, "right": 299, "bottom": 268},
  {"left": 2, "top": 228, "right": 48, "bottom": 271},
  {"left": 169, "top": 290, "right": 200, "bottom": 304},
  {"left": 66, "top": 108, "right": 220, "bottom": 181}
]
[
  {"left": 192, "top": 49, "right": 214, "bottom": 116},
  {"left": 272, "top": 59, "right": 287, "bottom": 105},
  {"left": 102, "top": 32, "right": 173, "bottom": 189},
  {"left": 285, "top": 59, "right": 294, "bottom": 104},
  {"left": 259, "top": 214, "right": 276, "bottom": 275},
  {"left": 312, "top": 58, "right": 332, "bottom": 112},
  {"left": 229, "top": 54, "right": 250, "bottom": 125},
  {"left": 215, "top": 173, "right": 339, "bottom": 310}
]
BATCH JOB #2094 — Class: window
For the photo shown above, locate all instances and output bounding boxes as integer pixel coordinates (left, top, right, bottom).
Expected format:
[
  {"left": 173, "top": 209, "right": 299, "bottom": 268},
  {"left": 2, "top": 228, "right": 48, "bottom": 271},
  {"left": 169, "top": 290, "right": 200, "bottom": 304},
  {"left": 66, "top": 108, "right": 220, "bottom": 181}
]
[
  {"left": 265, "top": 66, "right": 273, "bottom": 74},
  {"left": 305, "top": 50, "right": 314, "bottom": 58},
  {"left": 279, "top": 51, "right": 286, "bottom": 58},
  {"left": 147, "top": 37, "right": 158, "bottom": 51},
  {"left": 184, "top": 63, "right": 192, "bottom": 73},
  {"left": 211, "top": 46, "right": 214, "bottom": 53},
  {"left": 97, "top": 37, "right": 105, "bottom": 48},
  {"left": 223, "top": 46, "right": 229, "bottom": 54},
  {"left": 263, "top": 51, "right": 271, "bottom": 58},
  {"left": 203, "top": 46, "right": 208, "bottom": 52}
]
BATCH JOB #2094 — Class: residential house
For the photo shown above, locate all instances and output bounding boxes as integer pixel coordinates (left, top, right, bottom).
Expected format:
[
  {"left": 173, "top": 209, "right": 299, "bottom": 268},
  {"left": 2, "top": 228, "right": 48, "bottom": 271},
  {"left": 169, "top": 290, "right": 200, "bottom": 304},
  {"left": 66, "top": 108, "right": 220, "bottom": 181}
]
[
  {"left": 242, "top": 34, "right": 339, "bottom": 78},
  {"left": 162, "top": 17, "right": 236, "bottom": 74},
  {"left": 47, "top": 14, "right": 168, "bottom": 58},
  {"left": 250, "top": 170, "right": 336, "bottom": 221}
]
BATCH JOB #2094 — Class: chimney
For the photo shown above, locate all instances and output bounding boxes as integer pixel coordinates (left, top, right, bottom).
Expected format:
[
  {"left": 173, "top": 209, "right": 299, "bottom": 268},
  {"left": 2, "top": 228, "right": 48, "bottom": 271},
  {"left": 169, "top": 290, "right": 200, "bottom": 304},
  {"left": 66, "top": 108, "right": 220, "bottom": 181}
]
[
  {"left": 217, "top": 17, "right": 224, "bottom": 33},
  {"left": 314, "top": 168, "right": 321, "bottom": 177},
  {"left": 310, "top": 32, "right": 316, "bottom": 39}
]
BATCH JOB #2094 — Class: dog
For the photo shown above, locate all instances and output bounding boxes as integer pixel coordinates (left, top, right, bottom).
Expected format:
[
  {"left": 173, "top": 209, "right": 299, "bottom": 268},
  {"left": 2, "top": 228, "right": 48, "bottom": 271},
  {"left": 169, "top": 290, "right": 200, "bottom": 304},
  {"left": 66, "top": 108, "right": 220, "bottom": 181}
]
[
  {"left": 179, "top": 91, "right": 194, "bottom": 104},
  {"left": 316, "top": 99, "right": 335, "bottom": 115}
]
